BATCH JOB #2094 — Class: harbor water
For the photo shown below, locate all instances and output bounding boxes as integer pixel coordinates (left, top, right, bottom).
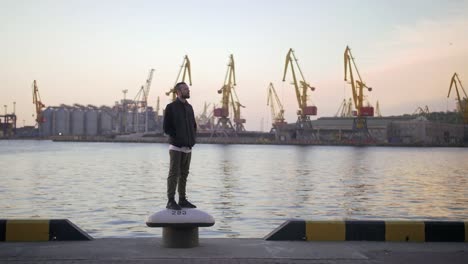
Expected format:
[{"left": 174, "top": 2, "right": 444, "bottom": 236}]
[{"left": 1, "top": 140, "right": 467, "bottom": 238}]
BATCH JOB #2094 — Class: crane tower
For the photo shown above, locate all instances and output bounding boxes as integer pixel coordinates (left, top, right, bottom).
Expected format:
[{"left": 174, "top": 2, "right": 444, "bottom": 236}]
[
  {"left": 166, "top": 55, "right": 192, "bottom": 102},
  {"left": 344, "top": 45, "right": 374, "bottom": 139},
  {"left": 32, "top": 80, "right": 45, "bottom": 126},
  {"left": 282, "top": 49, "right": 317, "bottom": 124},
  {"left": 266, "top": 82, "right": 287, "bottom": 131},
  {"left": 447, "top": 72, "right": 468, "bottom": 124},
  {"left": 212, "top": 54, "right": 246, "bottom": 136}
]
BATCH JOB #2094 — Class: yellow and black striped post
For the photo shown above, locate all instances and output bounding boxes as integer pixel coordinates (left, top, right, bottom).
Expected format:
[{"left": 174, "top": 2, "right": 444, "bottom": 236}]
[
  {"left": 265, "top": 220, "right": 467, "bottom": 242},
  {"left": 0, "top": 219, "right": 92, "bottom": 242}
]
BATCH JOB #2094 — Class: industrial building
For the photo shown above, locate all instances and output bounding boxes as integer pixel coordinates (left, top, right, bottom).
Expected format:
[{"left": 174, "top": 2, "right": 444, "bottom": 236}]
[
  {"left": 39, "top": 103, "right": 161, "bottom": 137},
  {"left": 0, "top": 113, "right": 16, "bottom": 138},
  {"left": 272, "top": 116, "right": 466, "bottom": 145},
  {"left": 26, "top": 49, "right": 467, "bottom": 146}
]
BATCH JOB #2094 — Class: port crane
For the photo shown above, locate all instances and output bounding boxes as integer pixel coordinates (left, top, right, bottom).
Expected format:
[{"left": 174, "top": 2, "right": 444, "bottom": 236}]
[
  {"left": 132, "top": 69, "right": 155, "bottom": 109},
  {"left": 212, "top": 54, "right": 237, "bottom": 136},
  {"left": 267, "top": 82, "right": 287, "bottom": 129},
  {"left": 155, "top": 96, "right": 160, "bottom": 117},
  {"left": 231, "top": 88, "right": 246, "bottom": 132},
  {"left": 128, "top": 69, "right": 155, "bottom": 132},
  {"left": 282, "top": 48, "right": 317, "bottom": 123},
  {"left": 413, "top": 105, "right": 430, "bottom": 117},
  {"left": 375, "top": 100, "right": 382, "bottom": 117},
  {"left": 125, "top": 86, "right": 145, "bottom": 132},
  {"left": 200, "top": 102, "right": 211, "bottom": 120},
  {"left": 335, "top": 98, "right": 353, "bottom": 117},
  {"left": 166, "top": 55, "right": 192, "bottom": 101},
  {"left": 344, "top": 45, "right": 373, "bottom": 132},
  {"left": 32, "top": 80, "right": 45, "bottom": 126},
  {"left": 447, "top": 72, "right": 468, "bottom": 124},
  {"left": 197, "top": 102, "right": 214, "bottom": 130},
  {"left": 153, "top": 96, "right": 162, "bottom": 132},
  {"left": 143, "top": 69, "right": 155, "bottom": 132},
  {"left": 143, "top": 69, "right": 155, "bottom": 108}
]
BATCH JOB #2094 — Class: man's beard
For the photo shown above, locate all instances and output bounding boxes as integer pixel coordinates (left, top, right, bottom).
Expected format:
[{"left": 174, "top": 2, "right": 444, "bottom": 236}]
[{"left": 182, "top": 93, "right": 190, "bottom": 99}]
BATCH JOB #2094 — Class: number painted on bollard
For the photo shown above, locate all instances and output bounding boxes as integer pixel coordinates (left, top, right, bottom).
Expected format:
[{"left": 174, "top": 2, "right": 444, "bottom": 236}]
[{"left": 171, "top": 210, "right": 187, "bottom": 215}]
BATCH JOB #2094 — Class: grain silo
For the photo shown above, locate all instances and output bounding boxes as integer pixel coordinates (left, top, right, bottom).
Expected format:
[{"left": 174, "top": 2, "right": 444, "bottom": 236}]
[
  {"left": 39, "top": 107, "right": 54, "bottom": 137},
  {"left": 100, "top": 109, "right": 113, "bottom": 135},
  {"left": 71, "top": 108, "right": 85, "bottom": 135},
  {"left": 54, "top": 107, "right": 70, "bottom": 136},
  {"left": 85, "top": 108, "right": 98, "bottom": 136}
]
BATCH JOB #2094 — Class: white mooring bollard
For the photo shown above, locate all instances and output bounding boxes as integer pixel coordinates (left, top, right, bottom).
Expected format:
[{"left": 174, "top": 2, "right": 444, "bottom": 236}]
[{"left": 146, "top": 209, "right": 215, "bottom": 248}]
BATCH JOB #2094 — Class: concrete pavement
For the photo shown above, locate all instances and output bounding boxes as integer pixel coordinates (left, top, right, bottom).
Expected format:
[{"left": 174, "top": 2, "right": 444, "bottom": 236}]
[{"left": 0, "top": 238, "right": 467, "bottom": 263}]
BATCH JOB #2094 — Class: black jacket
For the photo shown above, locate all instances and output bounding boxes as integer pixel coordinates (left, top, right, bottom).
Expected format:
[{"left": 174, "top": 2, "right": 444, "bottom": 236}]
[{"left": 163, "top": 98, "right": 197, "bottom": 148}]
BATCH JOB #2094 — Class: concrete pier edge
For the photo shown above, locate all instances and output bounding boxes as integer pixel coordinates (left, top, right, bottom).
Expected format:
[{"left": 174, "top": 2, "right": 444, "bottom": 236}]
[
  {"left": 1, "top": 219, "right": 467, "bottom": 263},
  {"left": 265, "top": 219, "right": 468, "bottom": 242},
  {"left": 0, "top": 219, "right": 93, "bottom": 242},
  {"left": 2, "top": 219, "right": 467, "bottom": 243}
]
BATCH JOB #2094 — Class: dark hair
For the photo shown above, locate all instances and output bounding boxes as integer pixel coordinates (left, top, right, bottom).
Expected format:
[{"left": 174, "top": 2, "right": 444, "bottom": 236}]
[{"left": 174, "top": 82, "right": 187, "bottom": 91}]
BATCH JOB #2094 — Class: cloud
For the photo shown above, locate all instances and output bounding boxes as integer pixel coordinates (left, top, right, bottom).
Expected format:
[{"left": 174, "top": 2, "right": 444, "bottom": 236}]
[
  {"left": 340, "top": 12, "right": 468, "bottom": 117},
  {"left": 371, "top": 15, "right": 468, "bottom": 72}
]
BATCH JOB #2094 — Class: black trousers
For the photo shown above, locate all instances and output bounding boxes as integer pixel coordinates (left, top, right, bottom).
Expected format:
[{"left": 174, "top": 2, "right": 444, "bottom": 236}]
[{"left": 167, "top": 150, "right": 192, "bottom": 199}]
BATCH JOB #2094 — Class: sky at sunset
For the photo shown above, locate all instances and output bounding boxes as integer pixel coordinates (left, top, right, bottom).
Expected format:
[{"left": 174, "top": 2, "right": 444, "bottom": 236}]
[{"left": 1, "top": 0, "right": 468, "bottom": 130}]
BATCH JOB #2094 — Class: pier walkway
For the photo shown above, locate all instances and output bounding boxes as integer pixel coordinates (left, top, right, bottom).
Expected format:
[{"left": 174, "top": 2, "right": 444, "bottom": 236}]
[{"left": 1, "top": 238, "right": 467, "bottom": 264}]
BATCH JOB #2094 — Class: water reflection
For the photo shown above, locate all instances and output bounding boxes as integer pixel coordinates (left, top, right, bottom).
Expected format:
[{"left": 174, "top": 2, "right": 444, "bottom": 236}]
[
  {"left": 291, "top": 147, "right": 313, "bottom": 210},
  {"left": 342, "top": 147, "right": 375, "bottom": 217},
  {"left": 214, "top": 147, "right": 242, "bottom": 238},
  {"left": 1, "top": 141, "right": 467, "bottom": 238}
]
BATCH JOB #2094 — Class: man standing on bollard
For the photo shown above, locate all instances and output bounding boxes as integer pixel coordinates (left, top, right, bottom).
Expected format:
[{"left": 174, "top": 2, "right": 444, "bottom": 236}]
[{"left": 163, "top": 82, "right": 197, "bottom": 210}]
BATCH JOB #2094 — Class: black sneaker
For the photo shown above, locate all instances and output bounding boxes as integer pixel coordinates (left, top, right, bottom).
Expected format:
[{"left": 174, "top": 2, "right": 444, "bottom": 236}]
[
  {"left": 166, "top": 199, "right": 181, "bottom": 210},
  {"left": 179, "top": 198, "right": 197, "bottom": 208}
]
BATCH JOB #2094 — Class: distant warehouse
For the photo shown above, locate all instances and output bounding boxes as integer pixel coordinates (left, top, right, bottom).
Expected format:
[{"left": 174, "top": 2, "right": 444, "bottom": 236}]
[
  {"left": 275, "top": 117, "right": 465, "bottom": 145},
  {"left": 39, "top": 103, "right": 161, "bottom": 137}
]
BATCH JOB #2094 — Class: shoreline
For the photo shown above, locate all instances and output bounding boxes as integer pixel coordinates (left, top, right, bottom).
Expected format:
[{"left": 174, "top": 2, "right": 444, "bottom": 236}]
[{"left": 2, "top": 136, "right": 467, "bottom": 147}]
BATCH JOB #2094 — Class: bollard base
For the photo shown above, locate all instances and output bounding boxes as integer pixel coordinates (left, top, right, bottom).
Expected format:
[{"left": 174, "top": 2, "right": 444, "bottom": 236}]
[
  {"left": 162, "top": 226, "right": 199, "bottom": 248},
  {"left": 146, "top": 209, "right": 215, "bottom": 248}
]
